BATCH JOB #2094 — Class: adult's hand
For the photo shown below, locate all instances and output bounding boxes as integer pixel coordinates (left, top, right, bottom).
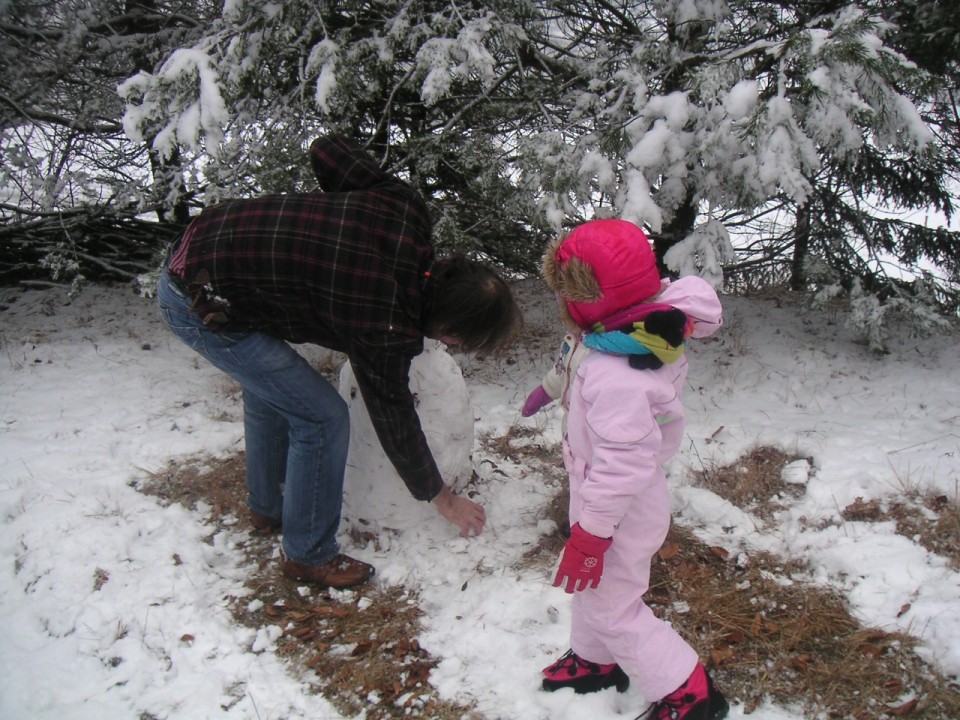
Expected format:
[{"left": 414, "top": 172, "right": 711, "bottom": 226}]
[{"left": 433, "top": 484, "right": 486, "bottom": 537}]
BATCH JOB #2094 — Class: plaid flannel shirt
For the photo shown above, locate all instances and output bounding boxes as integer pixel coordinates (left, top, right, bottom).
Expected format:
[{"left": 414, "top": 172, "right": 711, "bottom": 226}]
[{"left": 171, "top": 135, "right": 443, "bottom": 500}]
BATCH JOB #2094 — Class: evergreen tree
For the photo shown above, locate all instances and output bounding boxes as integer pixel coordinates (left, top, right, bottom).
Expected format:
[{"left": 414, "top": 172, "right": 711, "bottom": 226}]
[
  {"left": 0, "top": 1, "right": 210, "bottom": 286},
  {"left": 2, "top": 0, "right": 958, "bottom": 341}
]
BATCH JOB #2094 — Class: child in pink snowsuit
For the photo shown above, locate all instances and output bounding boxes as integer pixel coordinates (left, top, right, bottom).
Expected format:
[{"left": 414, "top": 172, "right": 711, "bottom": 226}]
[{"left": 540, "top": 219, "right": 728, "bottom": 720}]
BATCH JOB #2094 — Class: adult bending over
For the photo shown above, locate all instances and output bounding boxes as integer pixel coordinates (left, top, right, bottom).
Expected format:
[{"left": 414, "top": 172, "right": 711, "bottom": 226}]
[{"left": 157, "top": 135, "right": 522, "bottom": 589}]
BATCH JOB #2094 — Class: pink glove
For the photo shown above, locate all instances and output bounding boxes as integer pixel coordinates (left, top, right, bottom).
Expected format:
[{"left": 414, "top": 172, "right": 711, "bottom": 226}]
[
  {"left": 522, "top": 385, "right": 553, "bottom": 416},
  {"left": 552, "top": 523, "right": 612, "bottom": 593}
]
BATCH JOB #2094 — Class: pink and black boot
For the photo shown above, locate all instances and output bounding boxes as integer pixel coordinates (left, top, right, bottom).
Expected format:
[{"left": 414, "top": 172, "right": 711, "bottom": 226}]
[
  {"left": 637, "top": 663, "right": 729, "bottom": 720},
  {"left": 542, "top": 649, "right": 630, "bottom": 694}
]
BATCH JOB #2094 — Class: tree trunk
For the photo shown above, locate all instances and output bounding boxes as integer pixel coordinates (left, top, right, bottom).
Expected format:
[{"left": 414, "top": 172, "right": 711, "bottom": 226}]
[
  {"left": 791, "top": 202, "right": 810, "bottom": 291},
  {"left": 652, "top": 190, "right": 698, "bottom": 276},
  {"left": 126, "top": 0, "right": 192, "bottom": 224}
]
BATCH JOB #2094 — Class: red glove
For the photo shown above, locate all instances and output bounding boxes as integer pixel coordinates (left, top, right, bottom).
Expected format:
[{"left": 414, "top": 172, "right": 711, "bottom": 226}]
[
  {"left": 552, "top": 523, "right": 612, "bottom": 593},
  {"left": 522, "top": 385, "right": 553, "bottom": 417}
]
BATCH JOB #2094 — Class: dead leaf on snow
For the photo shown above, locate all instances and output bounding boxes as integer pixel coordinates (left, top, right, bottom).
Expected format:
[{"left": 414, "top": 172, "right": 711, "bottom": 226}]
[{"left": 659, "top": 542, "right": 681, "bottom": 561}]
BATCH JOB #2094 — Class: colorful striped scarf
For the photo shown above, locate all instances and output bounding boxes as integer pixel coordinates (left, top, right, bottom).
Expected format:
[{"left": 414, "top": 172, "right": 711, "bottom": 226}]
[{"left": 582, "top": 302, "right": 693, "bottom": 365}]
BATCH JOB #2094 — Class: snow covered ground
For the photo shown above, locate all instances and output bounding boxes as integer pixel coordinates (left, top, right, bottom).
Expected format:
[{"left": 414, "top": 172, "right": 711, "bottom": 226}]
[{"left": 1, "top": 277, "right": 958, "bottom": 719}]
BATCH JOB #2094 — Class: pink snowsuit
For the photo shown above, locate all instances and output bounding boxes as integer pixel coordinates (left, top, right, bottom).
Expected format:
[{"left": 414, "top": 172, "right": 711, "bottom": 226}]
[{"left": 562, "top": 276, "right": 723, "bottom": 702}]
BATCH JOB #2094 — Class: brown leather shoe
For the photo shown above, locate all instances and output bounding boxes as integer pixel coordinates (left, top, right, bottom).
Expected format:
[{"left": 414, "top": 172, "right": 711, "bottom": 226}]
[
  {"left": 282, "top": 554, "right": 375, "bottom": 589},
  {"left": 250, "top": 509, "right": 282, "bottom": 534}
]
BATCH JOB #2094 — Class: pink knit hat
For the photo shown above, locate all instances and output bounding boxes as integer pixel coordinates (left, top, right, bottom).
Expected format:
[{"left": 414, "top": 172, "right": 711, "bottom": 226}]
[{"left": 542, "top": 219, "right": 661, "bottom": 329}]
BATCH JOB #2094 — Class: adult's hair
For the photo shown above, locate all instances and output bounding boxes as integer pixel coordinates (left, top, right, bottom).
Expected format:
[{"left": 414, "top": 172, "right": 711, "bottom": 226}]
[{"left": 427, "top": 255, "right": 523, "bottom": 354}]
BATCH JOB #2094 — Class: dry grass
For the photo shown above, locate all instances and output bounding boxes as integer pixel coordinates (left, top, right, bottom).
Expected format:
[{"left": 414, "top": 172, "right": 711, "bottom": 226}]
[
  {"left": 138, "top": 442, "right": 960, "bottom": 719},
  {"left": 262, "top": 584, "right": 481, "bottom": 720},
  {"left": 650, "top": 525, "right": 960, "bottom": 718},
  {"left": 692, "top": 445, "right": 809, "bottom": 520},
  {"left": 140, "top": 453, "right": 249, "bottom": 529},
  {"left": 139, "top": 455, "right": 480, "bottom": 720},
  {"left": 479, "top": 424, "right": 565, "bottom": 469},
  {"left": 671, "top": 447, "right": 960, "bottom": 718},
  {"left": 842, "top": 494, "right": 960, "bottom": 571}
]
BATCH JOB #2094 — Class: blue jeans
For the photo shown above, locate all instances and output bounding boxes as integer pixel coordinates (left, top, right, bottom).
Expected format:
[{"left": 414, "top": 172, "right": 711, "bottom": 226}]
[{"left": 157, "top": 269, "right": 349, "bottom": 565}]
